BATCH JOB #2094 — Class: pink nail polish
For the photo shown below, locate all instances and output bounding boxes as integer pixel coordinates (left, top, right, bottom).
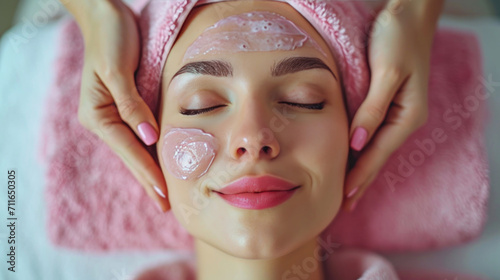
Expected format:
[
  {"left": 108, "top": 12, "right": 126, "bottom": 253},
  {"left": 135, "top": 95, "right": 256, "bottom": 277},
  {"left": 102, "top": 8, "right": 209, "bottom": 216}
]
[
  {"left": 138, "top": 122, "right": 158, "bottom": 146},
  {"left": 154, "top": 185, "right": 166, "bottom": 198},
  {"left": 350, "top": 200, "right": 358, "bottom": 211},
  {"left": 347, "top": 186, "right": 359, "bottom": 198},
  {"left": 350, "top": 127, "right": 368, "bottom": 151}
]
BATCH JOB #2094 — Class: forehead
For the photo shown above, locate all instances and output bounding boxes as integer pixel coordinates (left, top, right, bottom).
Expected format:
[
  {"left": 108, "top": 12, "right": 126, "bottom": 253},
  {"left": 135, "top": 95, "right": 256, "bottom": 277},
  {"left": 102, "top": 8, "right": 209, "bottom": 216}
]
[
  {"left": 181, "top": 11, "right": 328, "bottom": 62},
  {"left": 163, "top": 1, "right": 338, "bottom": 84}
]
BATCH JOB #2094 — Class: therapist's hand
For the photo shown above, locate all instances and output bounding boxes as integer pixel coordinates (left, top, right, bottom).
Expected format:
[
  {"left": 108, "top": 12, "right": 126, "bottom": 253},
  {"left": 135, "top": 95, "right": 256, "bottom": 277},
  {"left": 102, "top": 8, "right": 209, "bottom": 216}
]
[
  {"left": 343, "top": 0, "right": 444, "bottom": 212},
  {"left": 62, "top": 0, "right": 170, "bottom": 212}
]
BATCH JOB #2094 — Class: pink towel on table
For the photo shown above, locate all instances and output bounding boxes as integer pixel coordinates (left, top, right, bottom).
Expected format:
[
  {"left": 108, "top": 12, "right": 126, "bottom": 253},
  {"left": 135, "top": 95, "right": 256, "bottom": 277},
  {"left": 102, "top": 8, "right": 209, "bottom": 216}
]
[
  {"left": 133, "top": 248, "right": 402, "bottom": 280},
  {"left": 131, "top": 248, "right": 488, "bottom": 280},
  {"left": 39, "top": 0, "right": 490, "bottom": 264}
]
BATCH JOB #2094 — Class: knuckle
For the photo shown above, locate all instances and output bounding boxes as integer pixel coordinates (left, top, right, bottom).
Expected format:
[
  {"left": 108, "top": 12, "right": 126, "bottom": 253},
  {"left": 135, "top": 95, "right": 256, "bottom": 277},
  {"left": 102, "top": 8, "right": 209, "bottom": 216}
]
[
  {"left": 117, "top": 97, "right": 140, "bottom": 120},
  {"left": 88, "top": 111, "right": 117, "bottom": 141},
  {"left": 365, "top": 104, "right": 387, "bottom": 123},
  {"left": 99, "top": 64, "right": 118, "bottom": 81},
  {"left": 96, "top": 118, "right": 115, "bottom": 139},
  {"left": 378, "top": 66, "right": 404, "bottom": 82}
]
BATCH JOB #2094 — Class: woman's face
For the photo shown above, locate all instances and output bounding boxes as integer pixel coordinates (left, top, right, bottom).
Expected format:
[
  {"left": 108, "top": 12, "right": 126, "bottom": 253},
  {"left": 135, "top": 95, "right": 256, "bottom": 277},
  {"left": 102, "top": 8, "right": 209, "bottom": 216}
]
[{"left": 157, "top": 1, "right": 349, "bottom": 259}]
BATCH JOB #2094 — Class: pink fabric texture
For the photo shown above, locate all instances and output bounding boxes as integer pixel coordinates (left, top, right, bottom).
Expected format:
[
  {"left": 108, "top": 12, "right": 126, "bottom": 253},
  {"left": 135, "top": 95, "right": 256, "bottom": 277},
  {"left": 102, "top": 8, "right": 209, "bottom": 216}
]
[
  {"left": 132, "top": 248, "right": 489, "bottom": 280},
  {"left": 133, "top": 248, "right": 401, "bottom": 280},
  {"left": 39, "top": 0, "right": 489, "bottom": 259}
]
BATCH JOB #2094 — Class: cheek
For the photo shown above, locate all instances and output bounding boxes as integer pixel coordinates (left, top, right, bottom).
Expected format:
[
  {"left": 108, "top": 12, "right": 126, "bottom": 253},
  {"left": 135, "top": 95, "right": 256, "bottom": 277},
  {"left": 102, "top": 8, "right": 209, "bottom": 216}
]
[
  {"left": 162, "top": 128, "right": 219, "bottom": 180},
  {"left": 289, "top": 111, "right": 349, "bottom": 178}
]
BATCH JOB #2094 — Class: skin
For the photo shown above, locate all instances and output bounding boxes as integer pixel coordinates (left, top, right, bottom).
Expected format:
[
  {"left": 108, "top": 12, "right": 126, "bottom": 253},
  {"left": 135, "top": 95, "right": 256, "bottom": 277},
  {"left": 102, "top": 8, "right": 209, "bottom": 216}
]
[{"left": 157, "top": 1, "right": 349, "bottom": 279}]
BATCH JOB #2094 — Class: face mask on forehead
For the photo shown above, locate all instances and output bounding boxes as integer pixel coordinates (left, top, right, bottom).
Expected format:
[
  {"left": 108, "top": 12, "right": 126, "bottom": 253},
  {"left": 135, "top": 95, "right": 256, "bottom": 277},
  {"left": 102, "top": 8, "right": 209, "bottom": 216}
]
[{"left": 183, "top": 11, "right": 327, "bottom": 62}]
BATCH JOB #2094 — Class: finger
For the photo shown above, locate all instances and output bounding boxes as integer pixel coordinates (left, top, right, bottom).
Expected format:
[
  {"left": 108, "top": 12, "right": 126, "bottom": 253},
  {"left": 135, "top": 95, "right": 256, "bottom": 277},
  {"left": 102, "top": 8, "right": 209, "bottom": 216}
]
[
  {"left": 79, "top": 69, "right": 169, "bottom": 212},
  {"left": 343, "top": 100, "right": 425, "bottom": 212},
  {"left": 343, "top": 124, "right": 411, "bottom": 212},
  {"left": 94, "top": 105, "right": 170, "bottom": 212},
  {"left": 120, "top": 147, "right": 171, "bottom": 213},
  {"left": 349, "top": 68, "right": 408, "bottom": 151},
  {"left": 103, "top": 71, "right": 160, "bottom": 146}
]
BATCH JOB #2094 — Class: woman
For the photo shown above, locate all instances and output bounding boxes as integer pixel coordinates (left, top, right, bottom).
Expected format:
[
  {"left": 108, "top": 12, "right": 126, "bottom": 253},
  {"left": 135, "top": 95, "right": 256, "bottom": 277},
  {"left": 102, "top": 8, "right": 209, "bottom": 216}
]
[
  {"left": 147, "top": 2, "right": 395, "bottom": 278},
  {"left": 64, "top": 0, "right": 443, "bottom": 214}
]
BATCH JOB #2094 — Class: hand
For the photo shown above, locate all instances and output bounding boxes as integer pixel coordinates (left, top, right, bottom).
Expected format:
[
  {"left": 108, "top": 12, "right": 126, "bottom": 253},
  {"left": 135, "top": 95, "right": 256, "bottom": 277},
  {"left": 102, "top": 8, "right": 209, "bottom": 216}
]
[
  {"left": 72, "top": 0, "right": 170, "bottom": 212},
  {"left": 342, "top": 0, "right": 444, "bottom": 212}
]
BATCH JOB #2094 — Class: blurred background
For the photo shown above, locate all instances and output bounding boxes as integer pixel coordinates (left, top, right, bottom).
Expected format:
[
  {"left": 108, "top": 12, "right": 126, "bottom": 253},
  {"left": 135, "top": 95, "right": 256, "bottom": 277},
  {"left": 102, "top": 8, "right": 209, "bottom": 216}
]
[{"left": 1, "top": 0, "right": 500, "bottom": 37}]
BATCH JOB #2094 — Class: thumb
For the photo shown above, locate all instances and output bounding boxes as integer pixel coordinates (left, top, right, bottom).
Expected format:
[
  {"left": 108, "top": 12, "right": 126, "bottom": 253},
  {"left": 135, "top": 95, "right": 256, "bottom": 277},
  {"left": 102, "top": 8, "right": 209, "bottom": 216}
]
[
  {"left": 349, "top": 70, "right": 406, "bottom": 151},
  {"left": 106, "top": 72, "right": 159, "bottom": 146}
]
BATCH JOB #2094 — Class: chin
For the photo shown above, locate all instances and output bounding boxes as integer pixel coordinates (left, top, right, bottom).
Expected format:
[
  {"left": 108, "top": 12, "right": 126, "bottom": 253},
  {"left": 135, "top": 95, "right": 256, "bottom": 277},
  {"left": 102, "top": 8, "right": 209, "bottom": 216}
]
[
  {"left": 219, "top": 242, "right": 295, "bottom": 260},
  {"left": 214, "top": 228, "right": 309, "bottom": 260}
]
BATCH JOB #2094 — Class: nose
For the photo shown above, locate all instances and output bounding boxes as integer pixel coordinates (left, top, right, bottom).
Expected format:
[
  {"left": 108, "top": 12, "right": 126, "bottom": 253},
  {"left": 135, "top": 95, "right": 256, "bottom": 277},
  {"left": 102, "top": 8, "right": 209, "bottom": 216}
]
[
  {"left": 232, "top": 134, "right": 280, "bottom": 161},
  {"left": 228, "top": 107, "right": 280, "bottom": 161}
]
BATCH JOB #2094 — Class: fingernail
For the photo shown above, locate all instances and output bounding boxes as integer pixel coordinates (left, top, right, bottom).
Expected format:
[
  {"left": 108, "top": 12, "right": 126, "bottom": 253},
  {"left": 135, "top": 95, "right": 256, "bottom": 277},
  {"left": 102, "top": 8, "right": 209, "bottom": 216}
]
[
  {"left": 138, "top": 122, "right": 158, "bottom": 146},
  {"left": 153, "top": 185, "right": 166, "bottom": 198},
  {"left": 350, "top": 200, "right": 358, "bottom": 212},
  {"left": 347, "top": 186, "right": 359, "bottom": 198},
  {"left": 350, "top": 127, "right": 368, "bottom": 151}
]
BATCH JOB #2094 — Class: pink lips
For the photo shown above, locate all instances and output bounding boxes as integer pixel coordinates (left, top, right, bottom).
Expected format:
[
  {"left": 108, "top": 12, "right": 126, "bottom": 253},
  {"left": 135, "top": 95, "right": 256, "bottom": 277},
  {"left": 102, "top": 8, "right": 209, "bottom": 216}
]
[{"left": 213, "top": 175, "right": 300, "bottom": 210}]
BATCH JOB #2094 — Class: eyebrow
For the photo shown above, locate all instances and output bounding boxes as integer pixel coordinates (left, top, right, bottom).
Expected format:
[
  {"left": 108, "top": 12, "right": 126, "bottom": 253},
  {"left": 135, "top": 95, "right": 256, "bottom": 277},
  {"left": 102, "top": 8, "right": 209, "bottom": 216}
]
[{"left": 172, "top": 56, "right": 337, "bottom": 80}]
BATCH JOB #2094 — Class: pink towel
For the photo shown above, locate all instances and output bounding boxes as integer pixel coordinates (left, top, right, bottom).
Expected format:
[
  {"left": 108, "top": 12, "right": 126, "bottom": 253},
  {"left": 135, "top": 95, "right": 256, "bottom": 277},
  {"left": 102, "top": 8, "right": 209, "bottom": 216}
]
[
  {"left": 132, "top": 248, "right": 489, "bottom": 280},
  {"left": 39, "top": 0, "right": 490, "bottom": 257},
  {"left": 133, "top": 248, "right": 401, "bottom": 280}
]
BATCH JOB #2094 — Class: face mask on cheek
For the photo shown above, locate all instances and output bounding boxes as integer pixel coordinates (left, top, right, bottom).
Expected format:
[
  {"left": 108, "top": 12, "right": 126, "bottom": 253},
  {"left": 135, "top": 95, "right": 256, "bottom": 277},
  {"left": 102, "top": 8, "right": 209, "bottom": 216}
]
[{"left": 162, "top": 128, "right": 219, "bottom": 180}]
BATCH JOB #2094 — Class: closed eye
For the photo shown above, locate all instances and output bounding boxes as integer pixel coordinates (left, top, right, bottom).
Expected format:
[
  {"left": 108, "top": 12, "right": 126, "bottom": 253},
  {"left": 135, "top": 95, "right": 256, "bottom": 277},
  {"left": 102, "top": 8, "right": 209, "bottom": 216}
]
[
  {"left": 179, "top": 102, "right": 325, "bottom": 116},
  {"left": 180, "top": 105, "right": 227, "bottom": 116},
  {"left": 280, "top": 101, "right": 325, "bottom": 110}
]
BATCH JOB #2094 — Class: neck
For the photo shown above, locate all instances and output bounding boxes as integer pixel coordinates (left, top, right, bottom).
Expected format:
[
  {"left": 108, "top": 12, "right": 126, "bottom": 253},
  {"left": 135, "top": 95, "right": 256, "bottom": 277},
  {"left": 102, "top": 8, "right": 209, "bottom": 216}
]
[{"left": 195, "top": 237, "right": 326, "bottom": 280}]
